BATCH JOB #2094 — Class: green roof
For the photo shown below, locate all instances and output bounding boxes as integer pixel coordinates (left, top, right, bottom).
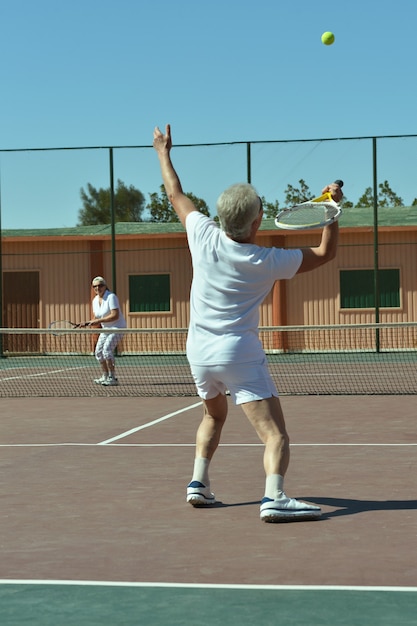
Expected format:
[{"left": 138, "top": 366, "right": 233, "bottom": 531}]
[
  {"left": 336, "top": 205, "right": 417, "bottom": 227},
  {"left": 1, "top": 221, "right": 187, "bottom": 238},
  {"left": 2, "top": 206, "right": 417, "bottom": 238}
]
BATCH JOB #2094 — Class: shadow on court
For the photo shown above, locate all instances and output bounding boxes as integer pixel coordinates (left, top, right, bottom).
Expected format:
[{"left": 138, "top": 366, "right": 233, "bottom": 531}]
[
  {"left": 193, "top": 499, "right": 261, "bottom": 508},
  {"left": 303, "top": 496, "right": 417, "bottom": 519}
]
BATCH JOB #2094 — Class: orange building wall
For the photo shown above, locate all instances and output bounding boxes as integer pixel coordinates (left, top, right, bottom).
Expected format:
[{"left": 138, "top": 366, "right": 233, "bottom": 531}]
[{"left": 1, "top": 227, "right": 417, "bottom": 332}]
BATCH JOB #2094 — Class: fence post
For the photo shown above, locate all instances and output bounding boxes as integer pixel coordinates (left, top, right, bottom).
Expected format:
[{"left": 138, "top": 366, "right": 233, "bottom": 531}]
[
  {"left": 109, "top": 147, "right": 116, "bottom": 294},
  {"left": 0, "top": 167, "right": 3, "bottom": 357},
  {"left": 372, "top": 137, "right": 380, "bottom": 351},
  {"left": 246, "top": 142, "right": 251, "bottom": 183}
]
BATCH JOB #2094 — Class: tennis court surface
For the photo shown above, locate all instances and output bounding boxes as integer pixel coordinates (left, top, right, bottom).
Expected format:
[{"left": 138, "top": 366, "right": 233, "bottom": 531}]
[{"left": 1, "top": 394, "right": 416, "bottom": 625}]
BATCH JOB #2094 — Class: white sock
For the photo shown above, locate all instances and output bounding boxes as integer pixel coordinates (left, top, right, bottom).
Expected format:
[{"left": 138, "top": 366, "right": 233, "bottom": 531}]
[
  {"left": 264, "top": 474, "right": 285, "bottom": 500},
  {"left": 191, "top": 457, "right": 210, "bottom": 487}
]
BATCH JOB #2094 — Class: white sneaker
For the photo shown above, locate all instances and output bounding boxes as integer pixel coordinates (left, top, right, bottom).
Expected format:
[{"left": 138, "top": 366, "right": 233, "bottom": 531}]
[
  {"left": 102, "top": 376, "right": 118, "bottom": 386},
  {"left": 186, "top": 481, "right": 216, "bottom": 506},
  {"left": 94, "top": 374, "right": 108, "bottom": 384},
  {"left": 260, "top": 494, "right": 321, "bottom": 523}
]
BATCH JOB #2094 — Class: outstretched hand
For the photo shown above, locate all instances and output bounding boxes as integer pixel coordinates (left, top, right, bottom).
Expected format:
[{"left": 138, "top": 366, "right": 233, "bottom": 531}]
[{"left": 153, "top": 124, "right": 172, "bottom": 153}]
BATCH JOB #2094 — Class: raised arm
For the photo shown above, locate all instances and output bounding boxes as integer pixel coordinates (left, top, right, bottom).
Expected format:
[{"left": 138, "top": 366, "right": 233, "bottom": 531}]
[
  {"left": 296, "top": 182, "right": 343, "bottom": 274},
  {"left": 153, "top": 124, "right": 197, "bottom": 228}
]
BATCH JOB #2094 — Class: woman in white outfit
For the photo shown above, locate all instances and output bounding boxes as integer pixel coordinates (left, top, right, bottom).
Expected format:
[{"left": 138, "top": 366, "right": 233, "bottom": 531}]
[{"left": 86, "top": 276, "right": 126, "bottom": 386}]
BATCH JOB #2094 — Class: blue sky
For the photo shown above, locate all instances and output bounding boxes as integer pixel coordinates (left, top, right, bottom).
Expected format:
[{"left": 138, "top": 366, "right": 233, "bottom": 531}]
[{"left": 1, "top": 0, "right": 416, "bottom": 228}]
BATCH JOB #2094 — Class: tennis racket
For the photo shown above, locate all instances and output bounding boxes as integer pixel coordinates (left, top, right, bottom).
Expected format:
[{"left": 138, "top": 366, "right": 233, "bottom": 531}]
[
  {"left": 275, "top": 180, "right": 344, "bottom": 230},
  {"left": 49, "top": 320, "right": 82, "bottom": 335}
]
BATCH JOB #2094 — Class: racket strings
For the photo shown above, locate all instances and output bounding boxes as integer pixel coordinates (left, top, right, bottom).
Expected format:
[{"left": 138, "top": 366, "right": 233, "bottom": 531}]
[
  {"left": 277, "top": 202, "right": 339, "bottom": 227},
  {"left": 49, "top": 321, "right": 77, "bottom": 329}
]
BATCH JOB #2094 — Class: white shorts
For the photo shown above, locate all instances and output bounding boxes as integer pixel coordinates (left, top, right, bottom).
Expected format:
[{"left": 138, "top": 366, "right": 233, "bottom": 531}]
[
  {"left": 95, "top": 332, "right": 124, "bottom": 362},
  {"left": 189, "top": 357, "right": 279, "bottom": 405}
]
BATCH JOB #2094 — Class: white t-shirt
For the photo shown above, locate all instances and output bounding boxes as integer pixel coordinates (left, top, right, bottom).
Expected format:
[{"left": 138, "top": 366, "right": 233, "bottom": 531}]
[
  {"left": 185, "top": 211, "right": 302, "bottom": 365},
  {"left": 92, "top": 290, "right": 126, "bottom": 329}
]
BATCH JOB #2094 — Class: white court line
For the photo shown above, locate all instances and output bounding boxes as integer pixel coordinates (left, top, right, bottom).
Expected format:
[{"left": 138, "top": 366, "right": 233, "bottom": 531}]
[
  {"left": 105, "top": 442, "right": 417, "bottom": 447},
  {"left": 97, "top": 401, "right": 203, "bottom": 445},
  {"left": 1, "top": 442, "right": 416, "bottom": 448},
  {"left": 287, "top": 443, "right": 417, "bottom": 447},
  {"left": 0, "top": 366, "right": 87, "bottom": 382},
  {"left": 0, "top": 579, "right": 416, "bottom": 592}
]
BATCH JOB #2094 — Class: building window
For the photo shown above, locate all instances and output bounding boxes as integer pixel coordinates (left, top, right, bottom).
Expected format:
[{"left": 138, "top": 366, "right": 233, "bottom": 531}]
[
  {"left": 340, "top": 269, "right": 400, "bottom": 309},
  {"left": 129, "top": 274, "right": 171, "bottom": 312}
]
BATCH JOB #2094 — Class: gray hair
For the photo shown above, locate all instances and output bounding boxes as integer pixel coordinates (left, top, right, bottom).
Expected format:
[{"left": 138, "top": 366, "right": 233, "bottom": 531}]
[
  {"left": 216, "top": 183, "right": 261, "bottom": 240},
  {"left": 92, "top": 276, "right": 107, "bottom": 286}
]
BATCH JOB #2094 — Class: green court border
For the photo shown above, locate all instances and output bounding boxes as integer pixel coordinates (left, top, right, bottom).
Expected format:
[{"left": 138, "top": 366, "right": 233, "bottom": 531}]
[{"left": 1, "top": 582, "right": 416, "bottom": 626}]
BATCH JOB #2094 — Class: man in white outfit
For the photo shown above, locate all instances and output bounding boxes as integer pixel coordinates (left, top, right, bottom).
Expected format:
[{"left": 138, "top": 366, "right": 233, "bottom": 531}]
[{"left": 153, "top": 124, "right": 343, "bottom": 522}]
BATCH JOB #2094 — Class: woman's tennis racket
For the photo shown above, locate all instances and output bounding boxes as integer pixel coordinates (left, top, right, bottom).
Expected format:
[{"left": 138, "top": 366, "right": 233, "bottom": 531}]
[
  {"left": 49, "top": 320, "right": 82, "bottom": 335},
  {"left": 275, "top": 180, "right": 343, "bottom": 230}
]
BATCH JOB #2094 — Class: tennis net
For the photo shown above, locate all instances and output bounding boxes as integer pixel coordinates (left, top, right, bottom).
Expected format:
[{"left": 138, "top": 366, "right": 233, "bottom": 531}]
[{"left": 0, "top": 323, "right": 416, "bottom": 397}]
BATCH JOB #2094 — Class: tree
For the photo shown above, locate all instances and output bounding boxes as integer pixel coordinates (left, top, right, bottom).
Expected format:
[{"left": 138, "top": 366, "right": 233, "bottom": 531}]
[
  {"left": 147, "top": 186, "right": 175, "bottom": 222},
  {"left": 356, "top": 187, "right": 373, "bottom": 207},
  {"left": 378, "top": 180, "right": 403, "bottom": 207},
  {"left": 260, "top": 196, "right": 279, "bottom": 219},
  {"left": 284, "top": 179, "right": 312, "bottom": 206},
  {"left": 355, "top": 181, "right": 404, "bottom": 208},
  {"left": 340, "top": 197, "right": 354, "bottom": 208},
  {"left": 147, "top": 185, "right": 210, "bottom": 222},
  {"left": 78, "top": 179, "right": 145, "bottom": 225}
]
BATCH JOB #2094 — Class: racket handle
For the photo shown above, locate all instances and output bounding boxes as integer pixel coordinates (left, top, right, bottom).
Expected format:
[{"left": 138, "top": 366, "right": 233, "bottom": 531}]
[{"left": 334, "top": 179, "right": 344, "bottom": 188}]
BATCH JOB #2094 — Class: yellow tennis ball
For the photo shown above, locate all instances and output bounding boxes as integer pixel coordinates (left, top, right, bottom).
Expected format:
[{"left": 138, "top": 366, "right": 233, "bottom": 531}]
[{"left": 321, "top": 31, "right": 335, "bottom": 45}]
